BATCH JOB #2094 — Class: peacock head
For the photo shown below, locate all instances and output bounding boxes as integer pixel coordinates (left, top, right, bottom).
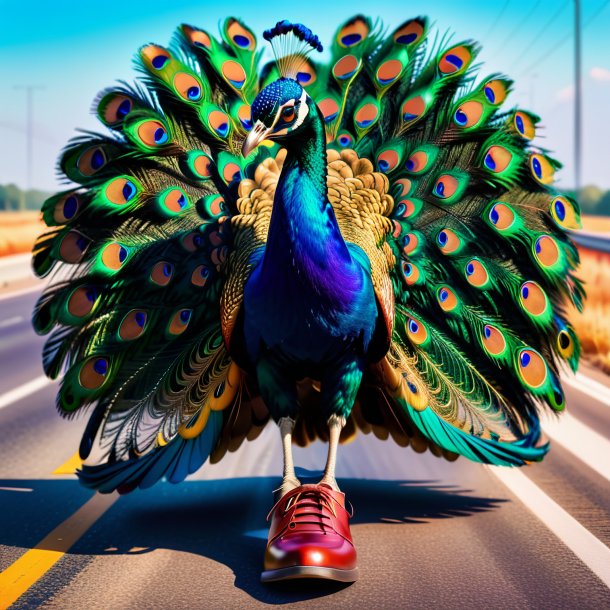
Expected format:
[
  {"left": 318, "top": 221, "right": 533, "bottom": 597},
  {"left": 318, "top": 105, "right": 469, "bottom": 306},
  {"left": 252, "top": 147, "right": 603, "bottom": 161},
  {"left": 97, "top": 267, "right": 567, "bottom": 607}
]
[
  {"left": 242, "top": 20, "right": 323, "bottom": 157},
  {"left": 242, "top": 78, "right": 315, "bottom": 156}
]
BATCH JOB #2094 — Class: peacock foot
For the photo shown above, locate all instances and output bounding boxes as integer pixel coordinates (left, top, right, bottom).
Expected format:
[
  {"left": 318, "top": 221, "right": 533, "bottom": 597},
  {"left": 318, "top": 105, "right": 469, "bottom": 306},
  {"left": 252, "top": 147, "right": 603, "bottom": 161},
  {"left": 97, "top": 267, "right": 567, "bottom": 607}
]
[
  {"left": 262, "top": 483, "right": 358, "bottom": 583},
  {"left": 278, "top": 475, "right": 301, "bottom": 498},
  {"left": 318, "top": 475, "right": 340, "bottom": 492}
]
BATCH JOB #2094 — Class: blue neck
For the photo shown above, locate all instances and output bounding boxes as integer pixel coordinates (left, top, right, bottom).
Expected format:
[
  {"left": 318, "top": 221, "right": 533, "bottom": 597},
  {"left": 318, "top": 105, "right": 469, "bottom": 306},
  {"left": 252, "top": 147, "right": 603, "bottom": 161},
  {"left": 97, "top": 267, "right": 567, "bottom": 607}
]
[{"left": 262, "top": 112, "right": 350, "bottom": 281}]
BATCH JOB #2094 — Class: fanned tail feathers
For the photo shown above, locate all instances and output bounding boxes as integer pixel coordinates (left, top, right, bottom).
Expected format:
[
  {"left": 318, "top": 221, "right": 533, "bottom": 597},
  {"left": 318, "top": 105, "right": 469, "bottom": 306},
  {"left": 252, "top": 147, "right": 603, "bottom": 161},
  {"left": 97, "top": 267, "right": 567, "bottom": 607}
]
[{"left": 35, "top": 14, "right": 582, "bottom": 492}]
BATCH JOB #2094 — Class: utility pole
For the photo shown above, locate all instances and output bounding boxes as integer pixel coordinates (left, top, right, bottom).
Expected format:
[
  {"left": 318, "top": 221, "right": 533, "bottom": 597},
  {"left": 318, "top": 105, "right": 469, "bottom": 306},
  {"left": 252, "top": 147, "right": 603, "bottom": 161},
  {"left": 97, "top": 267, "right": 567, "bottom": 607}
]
[
  {"left": 13, "top": 85, "right": 45, "bottom": 209},
  {"left": 574, "top": 0, "right": 582, "bottom": 194}
]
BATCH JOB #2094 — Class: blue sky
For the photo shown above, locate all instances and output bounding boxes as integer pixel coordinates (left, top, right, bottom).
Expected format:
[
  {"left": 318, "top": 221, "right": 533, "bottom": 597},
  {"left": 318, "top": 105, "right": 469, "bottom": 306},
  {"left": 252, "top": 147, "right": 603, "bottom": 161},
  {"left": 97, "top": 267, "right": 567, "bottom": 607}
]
[{"left": 1, "top": 0, "right": 609, "bottom": 191}]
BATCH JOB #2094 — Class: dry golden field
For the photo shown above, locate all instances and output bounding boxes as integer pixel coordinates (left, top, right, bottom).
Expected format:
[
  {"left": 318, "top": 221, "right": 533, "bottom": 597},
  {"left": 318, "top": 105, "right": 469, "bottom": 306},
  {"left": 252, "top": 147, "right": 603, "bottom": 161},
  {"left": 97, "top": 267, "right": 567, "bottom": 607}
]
[
  {"left": 0, "top": 212, "right": 44, "bottom": 257},
  {"left": 570, "top": 247, "right": 610, "bottom": 374},
  {"left": 580, "top": 215, "right": 610, "bottom": 234}
]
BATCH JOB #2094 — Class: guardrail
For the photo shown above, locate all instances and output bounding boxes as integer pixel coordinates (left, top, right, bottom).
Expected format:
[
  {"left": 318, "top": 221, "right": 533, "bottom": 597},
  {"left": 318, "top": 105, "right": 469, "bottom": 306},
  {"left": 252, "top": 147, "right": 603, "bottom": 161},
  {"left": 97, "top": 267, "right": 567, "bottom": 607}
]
[{"left": 570, "top": 231, "right": 610, "bottom": 254}]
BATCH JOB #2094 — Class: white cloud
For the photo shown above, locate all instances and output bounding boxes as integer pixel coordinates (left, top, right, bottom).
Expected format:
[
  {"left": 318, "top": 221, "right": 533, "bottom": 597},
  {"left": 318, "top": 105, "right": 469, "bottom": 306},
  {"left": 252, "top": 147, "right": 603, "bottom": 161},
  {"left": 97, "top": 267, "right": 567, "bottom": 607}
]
[
  {"left": 556, "top": 85, "right": 575, "bottom": 103},
  {"left": 590, "top": 67, "right": 610, "bottom": 82}
]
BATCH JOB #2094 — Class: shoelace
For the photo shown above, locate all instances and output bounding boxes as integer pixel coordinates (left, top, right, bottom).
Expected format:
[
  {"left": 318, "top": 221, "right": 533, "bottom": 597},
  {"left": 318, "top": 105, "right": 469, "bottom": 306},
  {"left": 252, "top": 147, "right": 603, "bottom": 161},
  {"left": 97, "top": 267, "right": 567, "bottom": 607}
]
[{"left": 267, "top": 487, "right": 353, "bottom": 535}]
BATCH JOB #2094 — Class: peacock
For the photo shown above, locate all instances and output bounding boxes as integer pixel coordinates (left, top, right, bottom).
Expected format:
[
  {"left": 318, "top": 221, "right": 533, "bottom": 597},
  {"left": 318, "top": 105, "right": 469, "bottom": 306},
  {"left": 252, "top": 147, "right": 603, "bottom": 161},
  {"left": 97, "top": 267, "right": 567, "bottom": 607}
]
[{"left": 33, "top": 15, "right": 584, "bottom": 582}]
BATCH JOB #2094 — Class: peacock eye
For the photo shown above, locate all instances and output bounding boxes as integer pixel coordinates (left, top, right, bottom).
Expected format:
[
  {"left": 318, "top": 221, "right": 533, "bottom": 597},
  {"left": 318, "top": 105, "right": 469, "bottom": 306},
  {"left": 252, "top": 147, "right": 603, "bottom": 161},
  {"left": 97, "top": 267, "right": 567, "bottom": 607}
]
[{"left": 281, "top": 106, "right": 296, "bottom": 122}]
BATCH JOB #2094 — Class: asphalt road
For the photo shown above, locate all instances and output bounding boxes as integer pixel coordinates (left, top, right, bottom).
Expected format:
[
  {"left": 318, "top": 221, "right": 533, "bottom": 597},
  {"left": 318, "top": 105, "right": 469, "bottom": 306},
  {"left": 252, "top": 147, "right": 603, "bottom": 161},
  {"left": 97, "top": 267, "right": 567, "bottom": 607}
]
[{"left": 0, "top": 288, "right": 609, "bottom": 609}]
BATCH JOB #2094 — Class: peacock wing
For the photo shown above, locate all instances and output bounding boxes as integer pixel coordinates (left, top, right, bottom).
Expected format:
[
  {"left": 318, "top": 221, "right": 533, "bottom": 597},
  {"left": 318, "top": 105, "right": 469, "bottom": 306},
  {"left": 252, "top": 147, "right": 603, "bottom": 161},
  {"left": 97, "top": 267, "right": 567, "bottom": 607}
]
[
  {"left": 311, "top": 15, "right": 582, "bottom": 464},
  {"left": 33, "top": 17, "right": 277, "bottom": 493},
  {"left": 326, "top": 148, "right": 396, "bottom": 348}
]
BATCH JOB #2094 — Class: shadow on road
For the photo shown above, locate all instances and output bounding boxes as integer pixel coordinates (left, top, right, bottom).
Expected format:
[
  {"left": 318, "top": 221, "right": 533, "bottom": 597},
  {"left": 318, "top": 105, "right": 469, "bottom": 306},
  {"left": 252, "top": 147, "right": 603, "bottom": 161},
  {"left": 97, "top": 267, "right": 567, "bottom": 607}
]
[{"left": 0, "top": 476, "right": 504, "bottom": 604}]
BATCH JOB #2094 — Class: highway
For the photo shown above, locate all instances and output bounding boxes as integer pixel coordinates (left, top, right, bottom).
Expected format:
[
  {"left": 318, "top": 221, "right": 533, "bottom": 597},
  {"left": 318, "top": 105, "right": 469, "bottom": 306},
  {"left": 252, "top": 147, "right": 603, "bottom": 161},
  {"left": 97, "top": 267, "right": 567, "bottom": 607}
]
[{"left": 0, "top": 287, "right": 609, "bottom": 609}]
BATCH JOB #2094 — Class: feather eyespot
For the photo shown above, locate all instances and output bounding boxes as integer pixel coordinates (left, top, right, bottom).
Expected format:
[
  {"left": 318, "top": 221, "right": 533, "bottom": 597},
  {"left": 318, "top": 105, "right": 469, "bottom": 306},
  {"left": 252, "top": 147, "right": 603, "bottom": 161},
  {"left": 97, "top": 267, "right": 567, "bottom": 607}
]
[
  {"left": 101, "top": 242, "right": 128, "bottom": 271},
  {"left": 222, "top": 60, "right": 247, "bottom": 89},
  {"left": 406, "top": 316, "right": 428, "bottom": 345},
  {"left": 189, "top": 151, "right": 213, "bottom": 180},
  {"left": 377, "top": 60, "right": 403, "bottom": 86},
  {"left": 454, "top": 101, "right": 483, "bottom": 128},
  {"left": 438, "top": 45, "right": 472, "bottom": 75},
  {"left": 237, "top": 104, "right": 252, "bottom": 130},
  {"left": 105, "top": 177, "right": 138, "bottom": 205},
  {"left": 59, "top": 231, "right": 90, "bottom": 263},
  {"left": 159, "top": 188, "right": 189, "bottom": 215},
  {"left": 517, "top": 348, "right": 548, "bottom": 389},
  {"left": 465, "top": 259, "right": 489, "bottom": 288},
  {"left": 393, "top": 20, "right": 424, "bottom": 45},
  {"left": 437, "top": 286, "right": 459, "bottom": 312},
  {"left": 318, "top": 98, "right": 339, "bottom": 122},
  {"left": 533, "top": 235, "right": 560, "bottom": 268},
  {"left": 436, "top": 229, "right": 461, "bottom": 254},
  {"left": 377, "top": 149, "right": 400, "bottom": 173},
  {"left": 208, "top": 110, "right": 230, "bottom": 137},
  {"left": 79, "top": 357, "right": 110, "bottom": 390},
  {"left": 482, "top": 325, "right": 507, "bottom": 357},
  {"left": 182, "top": 25, "right": 212, "bottom": 49},
  {"left": 337, "top": 17, "right": 369, "bottom": 48},
  {"left": 150, "top": 261, "right": 173, "bottom": 286},
  {"left": 354, "top": 103, "right": 378, "bottom": 129},
  {"left": 333, "top": 55, "right": 360, "bottom": 80},
  {"left": 119, "top": 310, "right": 147, "bottom": 341},
  {"left": 402, "top": 233, "right": 419, "bottom": 255},
  {"left": 168, "top": 309, "right": 192, "bottom": 335},
  {"left": 433, "top": 175, "right": 459, "bottom": 199},
  {"left": 402, "top": 96, "right": 426, "bottom": 123},
  {"left": 530, "top": 154, "right": 555, "bottom": 185},
  {"left": 520, "top": 281, "right": 549, "bottom": 317},
  {"left": 141, "top": 45, "right": 171, "bottom": 70},
  {"left": 137, "top": 121, "right": 169, "bottom": 147},
  {"left": 77, "top": 146, "right": 106, "bottom": 176},
  {"left": 173, "top": 72, "right": 203, "bottom": 102},
  {"left": 401, "top": 261, "right": 422, "bottom": 285},
  {"left": 514, "top": 111, "right": 535, "bottom": 139},
  {"left": 488, "top": 203, "right": 516, "bottom": 232},
  {"left": 405, "top": 151, "right": 428, "bottom": 173},
  {"left": 67, "top": 286, "right": 99, "bottom": 318},
  {"left": 550, "top": 196, "right": 581, "bottom": 230},
  {"left": 191, "top": 265, "right": 210, "bottom": 287},
  {"left": 226, "top": 19, "right": 256, "bottom": 51},
  {"left": 54, "top": 193, "right": 81, "bottom": 223},
  {"left": 336, "top": 132, "right": 353, "bottom": 148},
  {"left": 100, "top": 94, "right": 133, "bottom": 125},
  {"left": 483, "top": 146, "right": 512, "bottom": 173},
  {"left": 483, "top": 79, "right": 508, "bottom": 105}
]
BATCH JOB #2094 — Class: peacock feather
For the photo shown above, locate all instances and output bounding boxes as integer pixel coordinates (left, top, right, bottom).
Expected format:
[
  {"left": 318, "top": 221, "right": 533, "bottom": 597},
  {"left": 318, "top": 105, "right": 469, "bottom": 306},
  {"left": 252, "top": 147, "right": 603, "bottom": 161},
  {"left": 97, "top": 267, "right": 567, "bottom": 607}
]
[{"left": 33, "top": 15, "right": 583, "bottom": 494}]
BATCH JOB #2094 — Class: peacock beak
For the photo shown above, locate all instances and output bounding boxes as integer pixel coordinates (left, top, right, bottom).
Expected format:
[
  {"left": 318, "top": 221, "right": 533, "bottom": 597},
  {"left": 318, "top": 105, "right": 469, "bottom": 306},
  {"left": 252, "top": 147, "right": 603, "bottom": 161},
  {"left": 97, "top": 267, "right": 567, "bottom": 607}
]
[{"left": 242, "top": 121, "right": 272, "bottom": 158}]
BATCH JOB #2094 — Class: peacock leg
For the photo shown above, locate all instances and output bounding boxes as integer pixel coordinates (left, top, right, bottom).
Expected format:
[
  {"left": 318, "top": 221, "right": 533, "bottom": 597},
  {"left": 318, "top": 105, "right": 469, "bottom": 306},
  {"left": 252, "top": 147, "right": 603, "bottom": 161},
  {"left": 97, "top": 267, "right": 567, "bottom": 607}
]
[
  {"left": 279, "top": 416, "right": 301, "bottom": 497},
  {"left": 319, "top": 414, "right": 346, "bottom": 491}
]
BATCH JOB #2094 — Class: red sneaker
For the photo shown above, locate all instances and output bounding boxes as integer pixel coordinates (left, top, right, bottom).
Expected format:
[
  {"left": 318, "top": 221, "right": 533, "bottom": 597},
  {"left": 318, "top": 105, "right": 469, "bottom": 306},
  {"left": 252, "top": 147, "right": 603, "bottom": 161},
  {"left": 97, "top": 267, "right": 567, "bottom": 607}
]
[{"left": 261, "top": 483, "right": 358, "bottom": 583}]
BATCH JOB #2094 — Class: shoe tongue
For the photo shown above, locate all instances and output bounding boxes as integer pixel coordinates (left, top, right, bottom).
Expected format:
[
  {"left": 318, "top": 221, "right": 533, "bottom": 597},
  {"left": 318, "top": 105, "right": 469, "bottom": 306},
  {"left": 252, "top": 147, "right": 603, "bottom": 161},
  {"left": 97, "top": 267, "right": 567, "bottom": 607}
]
[{"left": 297, "top": 483, "right": 346, "bottom": 508}]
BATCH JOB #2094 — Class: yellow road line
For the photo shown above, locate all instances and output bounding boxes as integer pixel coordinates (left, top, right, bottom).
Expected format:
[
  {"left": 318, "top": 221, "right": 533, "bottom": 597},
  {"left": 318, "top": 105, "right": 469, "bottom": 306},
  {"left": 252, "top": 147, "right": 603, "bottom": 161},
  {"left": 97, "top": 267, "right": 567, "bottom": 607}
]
[
  {"left": 0, "top": 491, "right": 118, "bottom": 609},
  {"left": 52, "top": 452, "right": 83, "bottom": 475}
]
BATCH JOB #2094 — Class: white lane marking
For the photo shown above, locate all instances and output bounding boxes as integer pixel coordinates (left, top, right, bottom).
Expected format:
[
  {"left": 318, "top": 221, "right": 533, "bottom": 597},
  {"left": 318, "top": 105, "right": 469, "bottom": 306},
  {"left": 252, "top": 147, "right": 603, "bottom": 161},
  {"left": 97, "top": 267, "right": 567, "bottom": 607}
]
[
  {"left": 563, "top": 372, "right": 610, "bottom": 408},
  {"left": 0, "top": 253, "right": 31, "bottom": 269},
  {"left": 0, "top": 486, "right": 33, "bottom": 492},
  {"left": 0, "top": 316, "right": 24, "bottom": 329},
  {"left": 542, "top": 413, "right": 610, "bottom": 484},
  {"left": 0, "top": 375, "right": 53, "bottom": 411},
  {"left": 0, "top": 284, "right": 40, "bottom": 303},
  {"left": 490, "top": 466, "right": 610, "bottom": 588}
]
